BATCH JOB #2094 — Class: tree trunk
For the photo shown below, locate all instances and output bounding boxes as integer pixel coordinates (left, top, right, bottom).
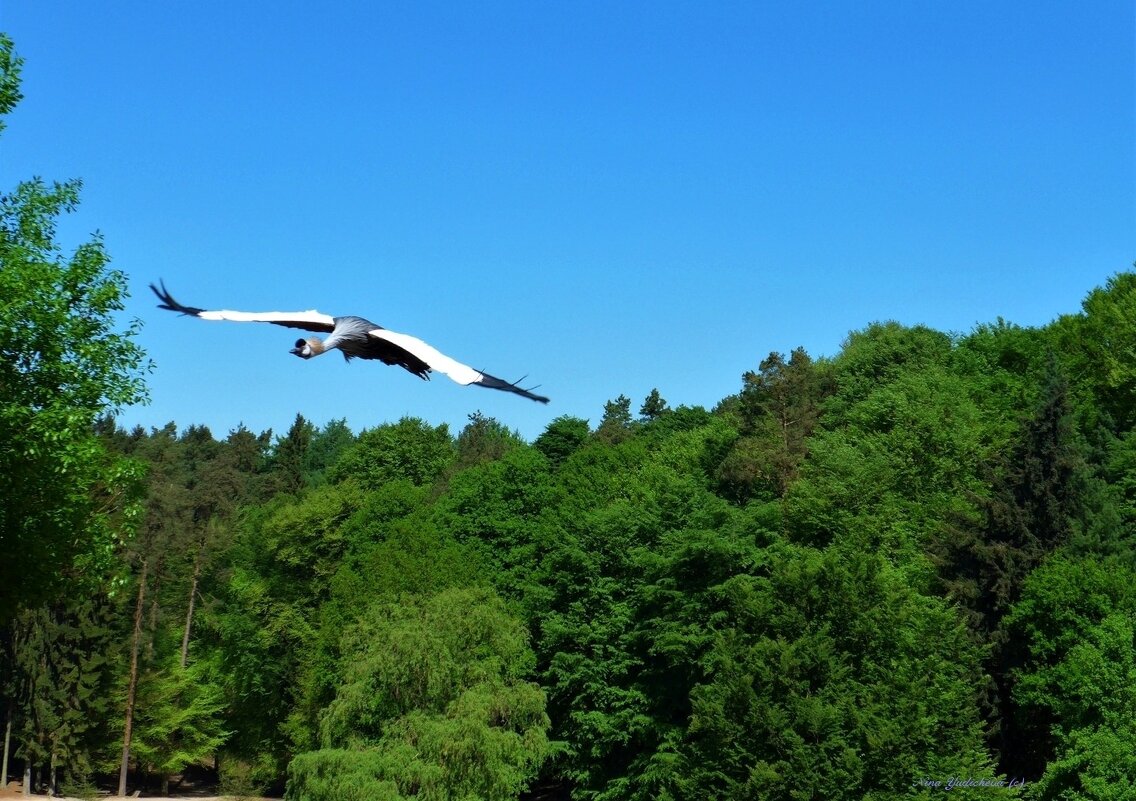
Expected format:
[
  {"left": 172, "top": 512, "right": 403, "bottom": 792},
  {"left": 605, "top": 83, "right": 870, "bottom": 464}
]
[
  {"left": 118, "top": 557, "right": 149, "bottom": 798},
  {"left": 180, "top": 537, "right": 207, "bottom": 668},
  {"left": 146, "top": 596, "right": 160, "bottom": 662},
  {"left": 2, "top": 703, "right": 11, "bottom": 787},
  {"left": 48, "top": 749, "right": 57, "bottom": 797},
  {"left": 21, "top": 760, "right": 29, "bottom": 795}
]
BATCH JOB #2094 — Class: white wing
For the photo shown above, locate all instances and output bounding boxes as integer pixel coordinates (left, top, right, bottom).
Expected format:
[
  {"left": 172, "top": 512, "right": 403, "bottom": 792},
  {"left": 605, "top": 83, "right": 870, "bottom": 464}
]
[
  {"left": 368, "top": 328, "right": 484, "bottom": 385},
  {"left": 151, "top": 282, "right": 337, "bottom": 332},
  {"left": 196, "top": 308, "right": 336, "bottom": 327}
]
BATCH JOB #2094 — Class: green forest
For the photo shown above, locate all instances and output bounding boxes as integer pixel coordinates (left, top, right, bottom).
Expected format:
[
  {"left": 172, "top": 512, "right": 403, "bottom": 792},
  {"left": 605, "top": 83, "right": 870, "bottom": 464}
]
[{"left": 3, "top": 33, "right": 1136, "bottom": 801}]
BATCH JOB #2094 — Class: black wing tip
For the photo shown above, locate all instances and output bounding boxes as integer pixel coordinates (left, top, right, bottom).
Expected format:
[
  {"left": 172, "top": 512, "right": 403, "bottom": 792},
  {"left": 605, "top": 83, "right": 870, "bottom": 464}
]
[
  {"left": 500, "top": 386, "right": 551, "bottom": 404},
  {"left": 150, "top": 279, "right": 205, "bottom": 316},
  {"left": 524, "top": 384, "right": 551, "bottom": 404},
  {"left": 511, "top": 375, "right": 550, "bottom": 404},
  {"left": 474, "top": 372, "right": 551, "bottom": 403}
]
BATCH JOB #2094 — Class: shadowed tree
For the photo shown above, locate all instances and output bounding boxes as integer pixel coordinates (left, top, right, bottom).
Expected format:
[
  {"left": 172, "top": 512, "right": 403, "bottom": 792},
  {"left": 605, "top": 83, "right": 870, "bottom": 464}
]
[
  {"left": 271, "top": 414, "right": 316, "bottom": 495},
  {"left": 933, "top": 363, "right": 1085, "bottom": 777},
  {"left": 453, "top": 411, "right": 524, "bottom": 471},
  {"left": 303, "top": 419, "right": 355, "bottom": 487},
  {"left": 639, "top": 389, "right": 670, "bottom": 422},
  {"left": 716, "top": 348, "right": 831, "bottom": 503}
]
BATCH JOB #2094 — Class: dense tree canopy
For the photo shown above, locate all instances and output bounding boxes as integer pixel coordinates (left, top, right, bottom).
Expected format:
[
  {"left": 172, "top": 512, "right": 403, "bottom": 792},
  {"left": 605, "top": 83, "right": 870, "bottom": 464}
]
[{"left": 8, "top": 258, "right": 1136, "bottom": 799}]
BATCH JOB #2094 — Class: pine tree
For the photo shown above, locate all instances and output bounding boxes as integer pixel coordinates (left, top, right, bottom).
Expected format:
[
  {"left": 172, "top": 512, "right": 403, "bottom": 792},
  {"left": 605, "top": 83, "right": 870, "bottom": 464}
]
[
  {"left": 639, "top": 389, "right": 670, "bottom": 422},
  {"left": 934, "top": 362, "right": 1085, "bottom": 777},
  {"left": 717, "top": 348, "right": 831, "bottom": 502},
  {"left": 271, "top": 414, "right": 315, "bottom": 495},
  {"left": 595, "top": 395, "right": 633, "bottom": 444}
]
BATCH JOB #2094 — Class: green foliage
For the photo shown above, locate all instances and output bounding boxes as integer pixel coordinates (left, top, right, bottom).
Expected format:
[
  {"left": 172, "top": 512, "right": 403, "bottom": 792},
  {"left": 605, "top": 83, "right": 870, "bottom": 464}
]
[
  {"left": 716, "top": 348, "right": 832, "bottom": 502},
  {"left": 304, "top": 418, "right": 356, "bottom": 486},
  {"left": 212, "top": 481, "right": 367, "bottom": 764},
  {"left": 338, "top": 516, "right": 485, "bottom": 602},
  {"left": 502, "top": 426, "right": 744, "bottom": 799},
  {"left": 534, "top": 415, "right": 590, "bottom": 466},
  {"left": 8, "top": 595, "right": 118, "bottom": 787},
  {"left": 453, "top": 410, "right": 524, "bottom": 471},
  {"left": 0, "top": 34, "right": 149, "bottom": 621},
  {"left": 676, "top": 545, "right": 997, "bottom": 801},
  {"left": 1051, "top": 271, "right": 1136, "bottom": 431},
  {"left": 290, "top": 518, "right": 487, "bottom": 753},
  {"left": 596, "top": 395, "right": 634, "bottom": 444},
  {"left": 126, "top": 655, "right": 229, "bottom": 779},
  {"left": 272, "top": 414, "right": 316, "bottom": 494},
  {"left": 219, "top": 753, "right": 278, "bottom": 798},
  {"left": 286, "top": 749, "right": 403, "bottom": 801},
  {"left": 5, "top": 136, "right": 1136, "bottom": 801},
  {"left": 1026, "top": 723, "right": 1136, "bottom": 801},
  {"left": 829, "top": 321, "right": 953, "bottom": 408},
  {"left": 320, "top": 587, "right": 543, "bottom": 743},
  {"left": 787, "top": 363, "right": 989, "bottom": 564},
  {"left": 432, "top": 445, "right": 553, "bottom": 580},
  {"left": 1003, "top": 555, "right": 1136, "bottom": 796},
  {"left": 0, "top": 33, "right": 23, "bottom": 133},
  {"left": 0, "top": 194, "right": 148, "bottom": 616},
  {"left": 935, "top": 365, "right": 1085, "bottom": 635},
  {"left": 289, "top": 587, "right": 550, "bottom": 801},
  {"left": 57, "top": 777, "right": 100, "bottom": 800},
  {"left": 639, "top": 388, "right": 670, "bottom": 421},
  {"left": 331, "top": 417, "right": 454, "bottom": 489}
]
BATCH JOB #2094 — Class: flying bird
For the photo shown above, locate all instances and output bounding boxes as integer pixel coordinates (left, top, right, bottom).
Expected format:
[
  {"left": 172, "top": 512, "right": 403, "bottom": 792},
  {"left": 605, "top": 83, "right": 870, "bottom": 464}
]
[{"left": 150, "top": 281, "right": 550, "bottom": 403}]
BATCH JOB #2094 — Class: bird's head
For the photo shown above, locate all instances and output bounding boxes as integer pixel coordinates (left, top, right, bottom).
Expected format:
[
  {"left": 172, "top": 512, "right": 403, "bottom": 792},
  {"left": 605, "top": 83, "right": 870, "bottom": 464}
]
[{"left": 290, "top": 337, "right": 325, "bottom": 359}]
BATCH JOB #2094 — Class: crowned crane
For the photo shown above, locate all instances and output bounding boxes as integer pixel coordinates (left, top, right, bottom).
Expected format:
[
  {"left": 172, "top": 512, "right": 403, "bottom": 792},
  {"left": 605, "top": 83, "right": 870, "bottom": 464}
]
[{"left": 150, "top": 281, "right": 550, "bottom": 403}]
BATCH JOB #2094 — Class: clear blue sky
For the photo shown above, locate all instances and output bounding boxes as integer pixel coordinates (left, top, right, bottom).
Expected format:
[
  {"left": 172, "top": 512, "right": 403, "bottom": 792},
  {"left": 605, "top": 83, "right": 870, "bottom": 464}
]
[{"left": 3, "top": 2, "right": 1133, "bottom": 442}]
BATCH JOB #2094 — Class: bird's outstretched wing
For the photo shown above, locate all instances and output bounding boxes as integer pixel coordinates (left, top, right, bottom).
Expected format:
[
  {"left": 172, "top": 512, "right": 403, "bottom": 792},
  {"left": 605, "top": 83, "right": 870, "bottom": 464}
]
[
  {"left": 151, "top": 281, "right": 337, "bottom": 333},
  {"left": 368, "top": 328, "right": 551, "bottom": 404}
]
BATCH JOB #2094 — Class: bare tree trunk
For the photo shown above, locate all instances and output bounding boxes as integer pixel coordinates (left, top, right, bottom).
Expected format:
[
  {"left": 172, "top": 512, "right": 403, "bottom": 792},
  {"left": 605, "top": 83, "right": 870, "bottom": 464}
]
[
  {"left": 146, "top": 596, "right": 160, "bottom": 662},
  {"left": 180, "top": 537, "right": 207, "bottom": 668},
  {"left": 21, "top": 760, "right": 29, "bottom": 796},
  {"left": 118, "top": 557, "right": 149, "bottom": 798},
  {"left": 2, "top": 703, "right": 11, "bottom": 787},
  {"left": 48, "top": 749, "right": 56, "bottom": 797}
]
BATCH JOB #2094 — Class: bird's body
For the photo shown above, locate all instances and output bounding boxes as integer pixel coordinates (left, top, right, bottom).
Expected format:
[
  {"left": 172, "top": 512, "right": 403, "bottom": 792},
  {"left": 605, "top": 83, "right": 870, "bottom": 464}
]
[
  {"left": 151, "top": 282, "right": 549, "bottom": 403},
  {"left": 312, "top": 315, "right": 431, "bottom": 377}
]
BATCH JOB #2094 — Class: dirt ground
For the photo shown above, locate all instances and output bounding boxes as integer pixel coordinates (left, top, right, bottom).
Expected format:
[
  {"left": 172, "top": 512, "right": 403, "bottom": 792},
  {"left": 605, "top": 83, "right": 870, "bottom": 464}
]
[{"left": 1, "top": 783, "right": 278, "bottom": 800}]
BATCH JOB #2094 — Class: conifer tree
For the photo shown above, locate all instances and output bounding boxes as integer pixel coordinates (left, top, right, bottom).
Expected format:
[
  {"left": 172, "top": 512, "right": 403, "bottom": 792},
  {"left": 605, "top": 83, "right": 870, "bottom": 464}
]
[
  {"left": 595, "top": 395, "right": 633, "bottom": 444},
  {"left": 934, "top": 362, "right": 1085, "bottom": 776},
  {"left": 639, "top": 388, "right": 670, "bottom": 421}
]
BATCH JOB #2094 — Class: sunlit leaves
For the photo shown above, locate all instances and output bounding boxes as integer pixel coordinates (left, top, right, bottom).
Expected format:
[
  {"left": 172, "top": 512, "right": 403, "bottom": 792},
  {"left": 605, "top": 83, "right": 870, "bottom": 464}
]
[
  {"left": 294, "top": 587, "right": 550, "bottom": 801},
  {"left": 0, "top": 35, "right": 148, "bottom": 618}
]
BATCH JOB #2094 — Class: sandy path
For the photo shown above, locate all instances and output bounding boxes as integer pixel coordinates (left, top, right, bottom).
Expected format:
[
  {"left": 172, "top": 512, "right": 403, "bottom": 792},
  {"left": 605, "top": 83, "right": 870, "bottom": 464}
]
[{"left": 1, "top": 791, "right": 278, "bottom": 800}]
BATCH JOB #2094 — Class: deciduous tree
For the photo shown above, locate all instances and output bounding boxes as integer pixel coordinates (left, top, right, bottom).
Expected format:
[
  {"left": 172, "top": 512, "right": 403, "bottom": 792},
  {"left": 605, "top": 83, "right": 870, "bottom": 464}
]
[{"left": 0, "top": 34, "right": 148, "bottom": 620}]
